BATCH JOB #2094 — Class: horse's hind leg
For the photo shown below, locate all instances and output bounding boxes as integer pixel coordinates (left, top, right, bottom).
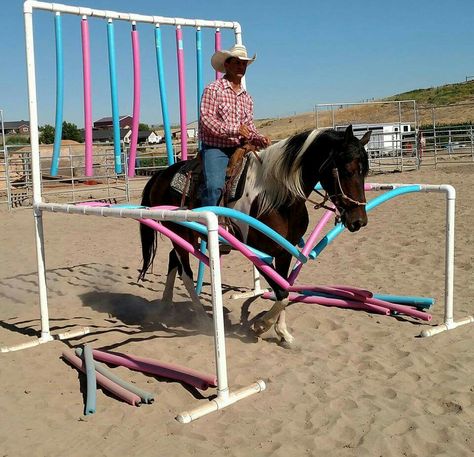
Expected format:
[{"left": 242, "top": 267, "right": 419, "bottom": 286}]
[
  {"left": 274, "top": 309, "right": 294, "bottom": 345},
  {"left": 162, "top": 249, "right": 180, "bottom": 303},
  {"left": 252, "top": 255, "right": 294, "bottom": 345},
  {"left": 174, "top": 247, "right": 210, "bottom": 320}
]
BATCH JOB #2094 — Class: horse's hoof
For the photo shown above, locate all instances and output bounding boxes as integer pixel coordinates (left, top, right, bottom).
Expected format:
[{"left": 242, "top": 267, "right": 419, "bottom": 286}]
[
  {"left": 278, "top": 340, "right": 294, "bottom": 349},
  {"left": 252, "top": 319, "right": 272, "bottom": 336}
]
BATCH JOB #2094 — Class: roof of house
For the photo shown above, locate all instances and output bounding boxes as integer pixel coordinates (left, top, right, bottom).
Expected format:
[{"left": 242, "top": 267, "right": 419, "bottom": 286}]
[
  {"left": 94, "top": 116, "right": 131, "bottom": 123},
  {"left": 4, "top": 120, "right": 30, "bottom": 129},
  {"left": 92, "top": 129, "right": 131, "bottom": 140}
]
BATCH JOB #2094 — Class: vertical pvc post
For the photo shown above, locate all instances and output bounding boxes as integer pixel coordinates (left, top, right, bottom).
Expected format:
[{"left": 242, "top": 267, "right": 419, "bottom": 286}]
[
  {"left": 444, "top": 187, "right": 455, "bottom": 325},
  {"left": 51, "top": 12, "right": 64, "bottom": 176},
  {"left": 127, "top": 22, "right": 141, "bottom": 177},
  {"left": 24, "top": 3, "right": 53, "bottom": 343},
  {"left": 176, "top": 26, "right": 187, "bottom": 160},
  {"left": 214, "top": 28, "right": 222, "bottom": 80},
  {"left": 81, "top": 16, "right": 93, "bottom": 177},
  {"left": 154, "top": 24, "right": 174, "bottom": 165},
  {"left": 106, "top": 19, "right": 122, "bottom": 174},
  {"left": 206, "top": 215, "right": 229, "bottom": 400}
]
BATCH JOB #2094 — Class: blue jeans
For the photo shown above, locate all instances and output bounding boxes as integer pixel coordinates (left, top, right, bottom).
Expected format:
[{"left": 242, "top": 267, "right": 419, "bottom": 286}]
[{"left": 200, "top": 144, "right": 235, "bottom": 207}]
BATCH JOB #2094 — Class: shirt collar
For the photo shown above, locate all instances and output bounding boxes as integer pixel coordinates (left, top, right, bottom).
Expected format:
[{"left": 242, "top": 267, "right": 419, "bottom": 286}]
[{"left": 221, "top": 77, "right": 246, "bottom": 95}]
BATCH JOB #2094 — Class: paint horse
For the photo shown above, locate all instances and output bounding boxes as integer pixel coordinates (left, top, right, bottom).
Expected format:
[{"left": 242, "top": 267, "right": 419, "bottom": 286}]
[{"left": 138, "top": 125, "right": 371, "bottom": 345}]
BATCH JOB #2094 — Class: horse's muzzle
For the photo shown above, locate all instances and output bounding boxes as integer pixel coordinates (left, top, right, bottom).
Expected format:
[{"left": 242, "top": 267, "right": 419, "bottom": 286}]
[{"left": 341, "top": 210, "right": 368, "bottom": 232}]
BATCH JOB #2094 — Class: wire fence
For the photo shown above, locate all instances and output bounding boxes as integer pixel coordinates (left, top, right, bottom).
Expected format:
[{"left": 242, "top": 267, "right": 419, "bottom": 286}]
[{"left": 0, "top": 140, "right": 199, "bottom": 209}]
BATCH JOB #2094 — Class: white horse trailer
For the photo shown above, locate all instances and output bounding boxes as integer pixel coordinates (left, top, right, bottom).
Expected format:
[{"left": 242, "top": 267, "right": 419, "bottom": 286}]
[{"left": 336, "top": 123, "right": 412, "bottom": 158}]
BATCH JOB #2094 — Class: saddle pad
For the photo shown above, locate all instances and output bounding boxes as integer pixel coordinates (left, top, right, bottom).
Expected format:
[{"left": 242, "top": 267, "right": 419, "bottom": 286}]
[
  {"left": 170, "top": 154, "right": 251, "bottom": 203},
  {"left": 170, "top": 159, "right": 201, "bottom": 198}
]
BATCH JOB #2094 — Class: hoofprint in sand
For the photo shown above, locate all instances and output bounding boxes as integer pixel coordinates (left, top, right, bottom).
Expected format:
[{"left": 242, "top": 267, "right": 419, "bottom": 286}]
[{"left": 0, "top": 164, "right": 473, "bottom": 456}]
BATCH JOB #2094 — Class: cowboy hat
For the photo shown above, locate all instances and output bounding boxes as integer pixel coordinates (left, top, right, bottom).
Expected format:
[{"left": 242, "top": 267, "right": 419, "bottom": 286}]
[{"left": 211, "top": 44, "right": 256, "bottom": 73}]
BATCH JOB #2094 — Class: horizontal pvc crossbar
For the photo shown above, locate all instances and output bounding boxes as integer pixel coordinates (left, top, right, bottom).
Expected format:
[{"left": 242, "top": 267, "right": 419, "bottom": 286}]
[{"left": 25, "top": 1, "right": 240, "bottom": 29}]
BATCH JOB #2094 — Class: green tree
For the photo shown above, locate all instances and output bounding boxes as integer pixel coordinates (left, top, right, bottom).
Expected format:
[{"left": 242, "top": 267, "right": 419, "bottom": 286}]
[
  {"left": 139, "top": 123, "right": 151, "bottom": 131},
  {"left": 62, "top": 121, "right": 82, "bottom": 142},
  {"left": 39, "top": 124, "right": 55, "bottom": 144}
]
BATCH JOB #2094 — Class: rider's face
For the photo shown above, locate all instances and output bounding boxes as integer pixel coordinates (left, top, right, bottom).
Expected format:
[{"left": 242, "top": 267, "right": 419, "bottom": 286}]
[{"left": 224, "top": 57, "right": 248, "bottom": 78}]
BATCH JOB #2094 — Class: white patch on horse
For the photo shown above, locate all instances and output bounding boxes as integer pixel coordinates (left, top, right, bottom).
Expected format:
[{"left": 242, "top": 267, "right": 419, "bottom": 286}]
[{"left": 231, "top": 129, "right": 325, "bottom": 230}]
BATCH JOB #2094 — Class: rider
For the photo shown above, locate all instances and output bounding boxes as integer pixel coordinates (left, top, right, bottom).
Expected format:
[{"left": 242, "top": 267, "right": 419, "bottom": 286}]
[{"left": 198, "top": 44, "right": 270, "bottom": 207}]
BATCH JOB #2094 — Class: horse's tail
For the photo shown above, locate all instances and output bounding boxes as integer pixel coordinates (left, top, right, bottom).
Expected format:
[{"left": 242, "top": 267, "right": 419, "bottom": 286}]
[{"left": 137, "top": 171, "right": 162, "bottom": 282}]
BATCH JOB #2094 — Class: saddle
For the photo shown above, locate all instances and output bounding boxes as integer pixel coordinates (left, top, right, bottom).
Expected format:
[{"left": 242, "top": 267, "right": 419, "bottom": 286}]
[{"left": 170, "top": 143, "right": 257, "bottom": 208}]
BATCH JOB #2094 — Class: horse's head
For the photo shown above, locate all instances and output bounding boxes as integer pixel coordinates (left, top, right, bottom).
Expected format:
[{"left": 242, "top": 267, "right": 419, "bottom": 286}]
[{"left": 318, "top": 125, "right": 371, "bottom": 232}]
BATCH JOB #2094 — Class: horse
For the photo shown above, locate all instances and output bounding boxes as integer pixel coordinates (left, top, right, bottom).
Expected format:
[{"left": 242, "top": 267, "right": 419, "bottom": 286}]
[{"left": 138, "top": 125, "right": 371, "bottom": 345}]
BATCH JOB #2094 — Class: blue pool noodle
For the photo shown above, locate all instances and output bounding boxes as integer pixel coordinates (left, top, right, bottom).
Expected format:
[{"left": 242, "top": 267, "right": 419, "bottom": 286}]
[
  {"left": 51, "top": 13, "right": 64, "bottom": 177},
  {"left": 107, "top": 20, "right": 122, "bottom": 174}
]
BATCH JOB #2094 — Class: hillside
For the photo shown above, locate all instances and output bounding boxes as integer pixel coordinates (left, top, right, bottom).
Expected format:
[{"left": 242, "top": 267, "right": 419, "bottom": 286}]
[{"left": 256, "top": 80, "right": 474, "bottom": 140}]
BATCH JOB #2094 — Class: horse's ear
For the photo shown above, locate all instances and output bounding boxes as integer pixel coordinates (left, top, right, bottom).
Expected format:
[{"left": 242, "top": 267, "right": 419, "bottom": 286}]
[
  {"left": 360, "top": 130, "right": 371, "bottom": 146},
  {"left": 344, "top": 124, "right": 354, "bottom": 143}
]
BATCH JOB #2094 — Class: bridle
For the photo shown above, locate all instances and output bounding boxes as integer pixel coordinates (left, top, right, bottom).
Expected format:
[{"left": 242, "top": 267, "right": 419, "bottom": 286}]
[{"left": 310, "top": 166, "right": 366, "bottom": 222}]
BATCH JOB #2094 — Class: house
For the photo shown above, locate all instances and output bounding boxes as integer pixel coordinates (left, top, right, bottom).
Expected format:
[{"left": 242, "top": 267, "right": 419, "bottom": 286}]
[
  {"left": 123, "top": 130, "right": 162, "bottom": 145},
  {"left": 86, "top": 128, "right": 161, "bottom": 145},
  {"left": 90, "top": 129, "right": 130, "bottom": 143},
  {"left": 4, "top": 120, "right": 30, "bottom": 135},
  {"left": 172, "top": 121, "right": 198, "bottom": 140},
  {"left": 93, "top": 116, "right": 133, "bottom": 130}
]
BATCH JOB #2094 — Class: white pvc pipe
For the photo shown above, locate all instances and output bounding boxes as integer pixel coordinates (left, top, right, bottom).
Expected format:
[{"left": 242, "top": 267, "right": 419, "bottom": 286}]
[
  {"left": 24, "top": 6, "right": 54, "bottom": 346},
  {"left": 25, "top": 1, "right": 240, "bottom": 30},
  {"left": 177, "top": 380, "right": 266, "bottom": 423}
]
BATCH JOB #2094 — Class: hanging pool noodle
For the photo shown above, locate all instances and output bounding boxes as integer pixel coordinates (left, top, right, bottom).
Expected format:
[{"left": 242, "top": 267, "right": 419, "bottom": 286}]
[
  {"left": 51, "top": 13, "right": 64, "bottom": 177},
  {"left": 106, "top": 20, "right": 122, "bottom": 174},
  {"left": 154, "top": 25, "right": 174, "bottom": 165},
  {"left": 81, "top": 17, "right": 93, "bottom": 176},
  {"left": 196, "top": 27, "right": 204, "bottom": 113},
  {"left": 195, "top": 27, "right": 205, "bottom": 295},
  {"left": 127, "top": 23, "right": 141, "bottom": 177},
  {"left": 176, "top": 26, "right": 187, "bottom": 160}
]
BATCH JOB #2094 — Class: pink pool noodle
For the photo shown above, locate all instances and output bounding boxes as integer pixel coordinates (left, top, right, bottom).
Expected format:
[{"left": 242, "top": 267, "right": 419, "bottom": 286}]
[
  {"left": 127, "top": 25, "right": 141, "bottom": 177},
  {"left": 214, "top": 29, "right": 222, "bottom": 79},
  {"left": 62, "top": 350, "right": 142, "bottom": 406},
  {"left": 263, "top": 291, "right": 391, "bottom": 315},
  {"left": 289, "top": 284, "right": 372, "bottom": 301},
  {"left": 91, "top": 349, "right": 217, "bottom": 391},
  {"left": 81, "top": 18, "right": 93, "bottom": 177},
  {"left": 176, "top": 27, "right": 187, "bottom": 160}
]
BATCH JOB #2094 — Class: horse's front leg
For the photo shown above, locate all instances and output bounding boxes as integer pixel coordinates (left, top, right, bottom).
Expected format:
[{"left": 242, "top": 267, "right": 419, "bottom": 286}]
[{"left": 252, "top": 254, "right": 294, "bottom": 345}]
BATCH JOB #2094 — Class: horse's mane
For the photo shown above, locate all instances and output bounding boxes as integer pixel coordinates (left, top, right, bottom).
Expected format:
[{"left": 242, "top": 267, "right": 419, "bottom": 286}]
[{"left": 246, "top": 129, "right": 323, "bottom": 215}]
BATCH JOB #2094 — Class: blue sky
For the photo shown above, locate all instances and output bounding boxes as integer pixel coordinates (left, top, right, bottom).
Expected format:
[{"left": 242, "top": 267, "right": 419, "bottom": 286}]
[{"left": 1, "top": 0, "right": 473, "bottom": 127}]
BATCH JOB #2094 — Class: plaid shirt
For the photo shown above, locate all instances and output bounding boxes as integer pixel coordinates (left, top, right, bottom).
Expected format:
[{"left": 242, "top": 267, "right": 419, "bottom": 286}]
[{"left": 199, "top": 78, "right": 266, "bottom": 148}]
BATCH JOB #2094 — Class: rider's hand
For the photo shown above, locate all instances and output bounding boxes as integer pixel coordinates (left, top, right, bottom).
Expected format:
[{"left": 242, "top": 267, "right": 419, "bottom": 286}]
[{"left": 238, "top": 124, "right": 251, "bottom": 139}]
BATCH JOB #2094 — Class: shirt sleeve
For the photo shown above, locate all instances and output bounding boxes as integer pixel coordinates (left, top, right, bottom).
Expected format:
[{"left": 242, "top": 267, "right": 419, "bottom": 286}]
[{"left": 199, "top": 86, "right": 240, "bottom": 138}]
